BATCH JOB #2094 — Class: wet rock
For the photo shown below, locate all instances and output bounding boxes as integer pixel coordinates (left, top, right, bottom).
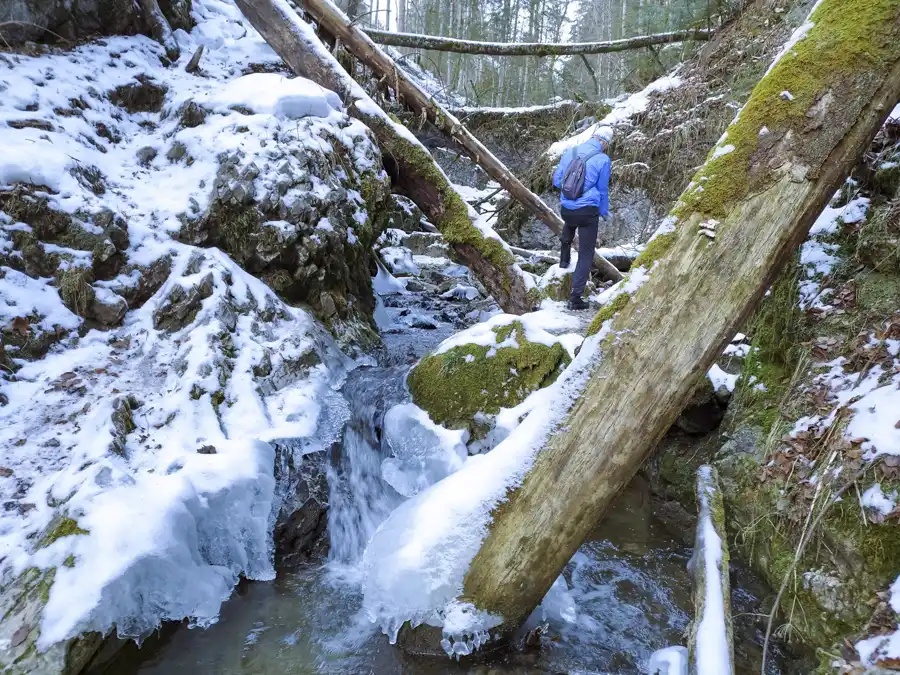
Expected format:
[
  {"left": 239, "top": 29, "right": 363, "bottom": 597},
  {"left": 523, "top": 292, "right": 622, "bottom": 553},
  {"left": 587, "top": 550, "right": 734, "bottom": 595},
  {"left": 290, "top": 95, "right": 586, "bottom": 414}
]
[
  {"left": 402, "top": 231, "right": 448, "bottom": 257},
  {"left": 382, "top": 194, "right": 426, "bottom": 233},
  {"left": 109, "top": 395, "right": 139, "bottom": 456},
  {"left": 273, "top": 445, "right": 329, "bottom": 566},
  {"left": 674, "top": 377, "right": 726, "bottom": 435},
  {"left": 89, "top": 288, "right": 127, "bottom": 327},
  {"left": 0, "top": 0, "right": 139, "bottom": 45},
  {"left": 157, "top": 0, "right": 193, "bottom": 31},
  {"left": 136, "top": 146, "right": 158, "bottom": 167}
]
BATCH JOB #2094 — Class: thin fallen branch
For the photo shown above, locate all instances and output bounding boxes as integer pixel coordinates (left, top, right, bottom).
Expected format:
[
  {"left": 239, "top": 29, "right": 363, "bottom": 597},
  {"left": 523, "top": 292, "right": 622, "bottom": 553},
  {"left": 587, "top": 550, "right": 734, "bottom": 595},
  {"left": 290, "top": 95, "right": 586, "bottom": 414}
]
[{"left": 362, "top": 27, "right": 713, "bottom": 56}]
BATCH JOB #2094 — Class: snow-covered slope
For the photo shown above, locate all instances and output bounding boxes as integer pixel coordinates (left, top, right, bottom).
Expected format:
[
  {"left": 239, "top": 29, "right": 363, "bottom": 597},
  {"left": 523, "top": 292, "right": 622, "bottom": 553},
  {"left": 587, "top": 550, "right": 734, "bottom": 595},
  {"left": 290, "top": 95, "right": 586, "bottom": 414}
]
[{"left": 0, "top": 0, "right": 388, "bottom": 669}]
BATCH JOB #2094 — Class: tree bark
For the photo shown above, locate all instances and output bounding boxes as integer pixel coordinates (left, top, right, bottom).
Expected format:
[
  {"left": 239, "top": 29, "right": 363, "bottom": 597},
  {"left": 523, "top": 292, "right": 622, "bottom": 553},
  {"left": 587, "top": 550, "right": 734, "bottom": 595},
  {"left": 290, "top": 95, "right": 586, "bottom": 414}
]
[
  {"left": 688, "top": 466, "right": 734, "bottom": 675},
  {"left": 233, "top": 0, "right": 535, "bottom": 314},
  {"left": 409, "top": 0, "right": 900, "bottom": 647},
  {"left": 362, "top": 27, "right": 712, "bottom": 56},
  {"left": 300, "top": 0, "right": 624, "bottom": 283}
]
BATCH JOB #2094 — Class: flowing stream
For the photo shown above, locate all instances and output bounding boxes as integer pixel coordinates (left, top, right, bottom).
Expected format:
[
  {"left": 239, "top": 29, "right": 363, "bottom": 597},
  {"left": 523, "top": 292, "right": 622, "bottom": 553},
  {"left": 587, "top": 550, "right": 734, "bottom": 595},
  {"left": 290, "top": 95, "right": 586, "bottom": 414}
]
[{"left": 94, "top": 263, "right": 806, "bottom": 675}]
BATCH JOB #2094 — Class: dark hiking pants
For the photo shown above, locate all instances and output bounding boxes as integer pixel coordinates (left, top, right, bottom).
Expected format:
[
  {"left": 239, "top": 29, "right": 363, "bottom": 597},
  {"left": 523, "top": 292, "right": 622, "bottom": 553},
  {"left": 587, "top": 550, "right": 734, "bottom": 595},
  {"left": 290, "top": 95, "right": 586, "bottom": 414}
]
[{"left": 560, "top": 205, "right": 601, "bottom": 299}]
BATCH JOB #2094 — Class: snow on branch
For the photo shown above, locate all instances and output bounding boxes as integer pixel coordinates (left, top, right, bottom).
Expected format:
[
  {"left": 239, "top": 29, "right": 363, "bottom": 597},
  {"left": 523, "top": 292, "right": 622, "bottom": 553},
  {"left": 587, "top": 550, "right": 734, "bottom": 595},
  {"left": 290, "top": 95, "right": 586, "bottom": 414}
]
[{"left": 362, "top": 28, "right": 712, "bottom": 57}]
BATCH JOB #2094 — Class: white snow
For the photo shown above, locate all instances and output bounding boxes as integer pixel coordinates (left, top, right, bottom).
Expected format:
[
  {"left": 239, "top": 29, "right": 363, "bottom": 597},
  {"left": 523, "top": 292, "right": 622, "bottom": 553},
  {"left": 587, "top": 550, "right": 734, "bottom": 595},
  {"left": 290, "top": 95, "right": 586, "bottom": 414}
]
[
  {"left": 861, "top": 484, "right": 897, "bottom": 517},
  {"left": 798, "top": 196, "right": 869, "bottom": 310},
  {"left": 200, "top": 72, "right": 343, "bottom": 119},
  {"left": 647, "top": 645, "right": 689, "bottom": 675},
  {"left": 0, "top": 0, "right": 380, "bottom": 650},
  {"left": 693, "top": 466, "right": 732, "bottom": 675},
  {"left": 708, "top": 364, "right": 738, "bottom": 393},
  {"left": 711, "top": 144, "right": 735, "bottom": 160},
  {"left": 856, "top": 574, "right": 900, "bottom": 669},
  {"left": 432, "top": 309, "right": 583, "bottom": 359}
]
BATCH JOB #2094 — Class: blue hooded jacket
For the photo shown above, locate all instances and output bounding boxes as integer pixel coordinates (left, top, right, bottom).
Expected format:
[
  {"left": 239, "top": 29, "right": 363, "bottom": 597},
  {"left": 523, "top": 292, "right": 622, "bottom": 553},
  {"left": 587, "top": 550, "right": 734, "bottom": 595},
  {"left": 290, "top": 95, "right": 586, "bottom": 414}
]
[{"left": 552, "top": 137, "right": 611, "bottom": 216}]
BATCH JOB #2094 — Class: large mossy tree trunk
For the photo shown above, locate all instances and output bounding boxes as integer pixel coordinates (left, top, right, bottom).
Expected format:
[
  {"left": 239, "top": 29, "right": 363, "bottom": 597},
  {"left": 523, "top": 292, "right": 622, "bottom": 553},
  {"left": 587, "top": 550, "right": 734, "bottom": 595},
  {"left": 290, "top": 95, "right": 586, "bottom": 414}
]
[
  {"left": 233, "top": 0, "right": 536, "bottom": 314},
  {"left": 410, "top": 0, "right": 900, "bottom": 645},
  {"left": 300, "top": 0, "right": 623, "bottom": 282}
]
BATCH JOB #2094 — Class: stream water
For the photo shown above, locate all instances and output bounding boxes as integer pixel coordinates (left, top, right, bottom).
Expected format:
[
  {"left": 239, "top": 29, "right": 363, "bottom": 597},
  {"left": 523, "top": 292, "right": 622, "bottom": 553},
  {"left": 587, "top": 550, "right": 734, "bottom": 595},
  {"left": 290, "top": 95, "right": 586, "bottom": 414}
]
[{"left": 94, "top": 265, "right": 805, "bottom": 675}]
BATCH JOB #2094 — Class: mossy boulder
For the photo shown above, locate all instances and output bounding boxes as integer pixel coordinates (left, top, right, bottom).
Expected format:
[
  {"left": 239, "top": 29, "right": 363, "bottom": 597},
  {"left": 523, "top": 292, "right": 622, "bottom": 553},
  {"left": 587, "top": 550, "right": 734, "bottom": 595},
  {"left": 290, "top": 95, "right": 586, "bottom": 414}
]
[{"left": 407, "top": 320, "right": 571, "bottom": 432}]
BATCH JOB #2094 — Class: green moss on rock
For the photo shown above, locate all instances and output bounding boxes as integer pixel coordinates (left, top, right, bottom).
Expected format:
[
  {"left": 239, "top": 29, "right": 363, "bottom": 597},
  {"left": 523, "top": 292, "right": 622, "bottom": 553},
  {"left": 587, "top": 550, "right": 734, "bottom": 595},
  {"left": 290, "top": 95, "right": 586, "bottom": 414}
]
[
  {"left": 408, "top": 321, "right": 570, "bottom": 430},
  {"left": 38, "top": 516, "right": 89, "bottom": 549}
]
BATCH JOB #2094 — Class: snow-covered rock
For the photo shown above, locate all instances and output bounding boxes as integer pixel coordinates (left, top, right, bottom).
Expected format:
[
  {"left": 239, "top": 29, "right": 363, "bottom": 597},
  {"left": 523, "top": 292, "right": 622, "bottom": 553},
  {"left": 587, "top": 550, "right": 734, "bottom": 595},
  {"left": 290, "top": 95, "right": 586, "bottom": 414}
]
[{"left": 0, "top": 0, "right": 389, "bottom": 669}]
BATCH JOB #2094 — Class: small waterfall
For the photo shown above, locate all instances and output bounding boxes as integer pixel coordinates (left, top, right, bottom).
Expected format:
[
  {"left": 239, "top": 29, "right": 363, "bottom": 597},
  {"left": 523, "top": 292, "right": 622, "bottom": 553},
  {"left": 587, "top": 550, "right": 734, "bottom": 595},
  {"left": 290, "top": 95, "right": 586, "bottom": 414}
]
[{"left": 325, "top": 366, "right": 407, "bottom": 564}]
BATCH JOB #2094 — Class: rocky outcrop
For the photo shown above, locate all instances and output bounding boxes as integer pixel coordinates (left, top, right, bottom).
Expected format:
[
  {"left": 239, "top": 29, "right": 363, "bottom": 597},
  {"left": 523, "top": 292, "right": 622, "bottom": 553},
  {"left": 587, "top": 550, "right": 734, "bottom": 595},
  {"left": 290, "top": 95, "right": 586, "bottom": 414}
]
[
  {"left": 650, "top": 164, "right": 900, "bottom": 670},
  {"left": 0, "top": 0, "right": 192, "bottom": 47},
  {"left": 272, "top": 443, "right": 329, "bottom": 566},
  {"left": 175, "top": 97, "right": 391, "bottom": 346}
]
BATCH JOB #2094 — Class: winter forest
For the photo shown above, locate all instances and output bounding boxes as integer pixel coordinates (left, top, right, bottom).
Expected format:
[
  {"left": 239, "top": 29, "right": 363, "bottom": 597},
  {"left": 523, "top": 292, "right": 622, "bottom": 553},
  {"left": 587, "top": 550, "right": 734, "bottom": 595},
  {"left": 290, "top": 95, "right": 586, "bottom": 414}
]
[{"left": 0, "top": 0, "right": 899, "bottom": 674}]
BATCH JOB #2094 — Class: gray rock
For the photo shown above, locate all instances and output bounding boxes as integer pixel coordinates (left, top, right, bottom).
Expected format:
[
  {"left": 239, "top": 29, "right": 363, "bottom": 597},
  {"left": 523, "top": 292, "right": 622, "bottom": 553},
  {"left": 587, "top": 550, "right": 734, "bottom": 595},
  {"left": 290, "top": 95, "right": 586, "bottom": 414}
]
[
  {"left": 136, "top": 146, "right": 158, "bottom": 167},
  {"left": 0, "top": 0, "right": 139, "bottom": 45},
  {"left": 89, "top": 289, "right": 127, "bottom": 327},
  {"left": 272, "top": 444, "right": 329, "bottom": 565}
]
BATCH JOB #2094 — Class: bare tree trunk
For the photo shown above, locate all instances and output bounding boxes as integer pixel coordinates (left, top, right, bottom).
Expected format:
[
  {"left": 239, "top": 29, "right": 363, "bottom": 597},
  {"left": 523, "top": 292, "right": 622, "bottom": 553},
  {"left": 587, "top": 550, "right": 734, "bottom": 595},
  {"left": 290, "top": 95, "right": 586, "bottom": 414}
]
[
  {"left": 688, "top": 466, "right": 734, "bottom": 675},
  {"left": 233, "top": 0, "right": 536, "bottom": 314},
  {"left": 362, "top": 26, "right": 711, "bottom": 55},
  {"left": 401, "top": 0, "right": 900, "bottom": 649},
  {"left": 301, "top": 0, "right": 624, "bottom": 282}
]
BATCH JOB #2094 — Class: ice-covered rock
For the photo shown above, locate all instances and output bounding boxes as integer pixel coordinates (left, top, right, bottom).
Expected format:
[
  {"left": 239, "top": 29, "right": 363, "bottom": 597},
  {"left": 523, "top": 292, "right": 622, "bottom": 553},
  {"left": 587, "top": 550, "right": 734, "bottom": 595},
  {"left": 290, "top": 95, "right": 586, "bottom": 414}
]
[{"left": 381, "top": 404, "right": 468, "bottom": 497}]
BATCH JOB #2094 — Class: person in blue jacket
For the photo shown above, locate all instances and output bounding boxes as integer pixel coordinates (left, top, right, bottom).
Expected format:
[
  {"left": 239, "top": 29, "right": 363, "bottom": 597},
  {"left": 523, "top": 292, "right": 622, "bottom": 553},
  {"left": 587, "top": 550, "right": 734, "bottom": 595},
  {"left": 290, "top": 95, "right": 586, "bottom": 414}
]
[{"left": 552, "top": 125, "right": 612, "bottom": 310}]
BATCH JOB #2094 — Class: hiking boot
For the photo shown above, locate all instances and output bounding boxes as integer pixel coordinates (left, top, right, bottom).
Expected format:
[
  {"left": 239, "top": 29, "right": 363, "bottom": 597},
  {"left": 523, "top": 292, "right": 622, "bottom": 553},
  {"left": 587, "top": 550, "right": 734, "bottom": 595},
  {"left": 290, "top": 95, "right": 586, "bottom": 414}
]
[
  {"left": 559, "top": 244, "right": 571, "bottom": 269},
  {"left": 567, "top": 295, "right": 588, "bottom": 311}
]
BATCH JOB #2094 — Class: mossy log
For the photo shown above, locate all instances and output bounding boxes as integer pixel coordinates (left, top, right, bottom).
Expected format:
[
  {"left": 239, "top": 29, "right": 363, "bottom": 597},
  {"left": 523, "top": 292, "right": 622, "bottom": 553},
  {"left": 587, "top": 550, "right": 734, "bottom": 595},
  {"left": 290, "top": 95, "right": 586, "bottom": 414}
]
[
  {"left": 688, "top": 466, "right": 734, "bottom": 675},
  {"left": 404, "top": 0, "right": 900, "bottom": 648},
  {"left": 233, "top": 0, "right": 535, "bottom": 314},
  {"left": 299, "top": 0, "right": 623, "bottom": 283},
  {"left": 362, "top": 27, "right": 712, "bottom": 56}
]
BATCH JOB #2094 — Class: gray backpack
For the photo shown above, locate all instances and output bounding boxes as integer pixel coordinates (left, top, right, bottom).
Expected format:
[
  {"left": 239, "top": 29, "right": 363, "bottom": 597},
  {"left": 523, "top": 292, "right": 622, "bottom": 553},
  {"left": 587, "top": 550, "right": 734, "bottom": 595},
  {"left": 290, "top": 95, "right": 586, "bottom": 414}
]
[{"left": 560, "top": 146, "right": 602, "bottom": 201}]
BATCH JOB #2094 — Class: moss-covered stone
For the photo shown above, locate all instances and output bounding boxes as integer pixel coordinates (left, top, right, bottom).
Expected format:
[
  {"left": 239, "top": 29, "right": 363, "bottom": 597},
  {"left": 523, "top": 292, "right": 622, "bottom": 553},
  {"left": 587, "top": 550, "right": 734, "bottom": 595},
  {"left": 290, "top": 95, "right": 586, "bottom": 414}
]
[{"left": 408, "top": 321, "right": 570, "bottom": 430}]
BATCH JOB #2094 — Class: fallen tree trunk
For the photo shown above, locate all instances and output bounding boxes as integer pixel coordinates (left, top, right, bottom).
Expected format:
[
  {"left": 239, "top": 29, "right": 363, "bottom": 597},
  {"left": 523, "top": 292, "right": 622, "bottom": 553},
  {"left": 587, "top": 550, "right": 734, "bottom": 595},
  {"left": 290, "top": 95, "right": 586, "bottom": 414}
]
[
  {"left": 362, "top": 27, "right": 712, "bottom": 56},
  {"left": 300, "top": 0, "right": 623, "bottom": 283},
  {"left": 447, "top": 100, "right": 602, "bottom": 124},
  {"left": 510, "top": 245, "right": 638, "bottom": 272},
  {"left": 410, "top": 0, "right": 900, "bottom": 646},
  {"left": 688, "top": 466, "right": 734, "bottom": 675},
  {"left": 233, "top": 0, "right": 535, "bottom": 314}
]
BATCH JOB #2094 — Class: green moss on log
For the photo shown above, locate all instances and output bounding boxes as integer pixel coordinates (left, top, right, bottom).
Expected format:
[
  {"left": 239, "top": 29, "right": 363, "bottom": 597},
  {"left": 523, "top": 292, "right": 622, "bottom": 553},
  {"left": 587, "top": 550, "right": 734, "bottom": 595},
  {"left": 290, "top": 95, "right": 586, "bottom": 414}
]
[
  {"left": 408, "top": 321, "right": 569, "bottom": 430},
  {"left": 675, "top": 0, "right": 900, "bottom": 221},
  {"left": 631, "top": 230, "right": 677, "bottom": 269},
  {"left": 586, "top": 291, "right": 632, "bottom": 336}
]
